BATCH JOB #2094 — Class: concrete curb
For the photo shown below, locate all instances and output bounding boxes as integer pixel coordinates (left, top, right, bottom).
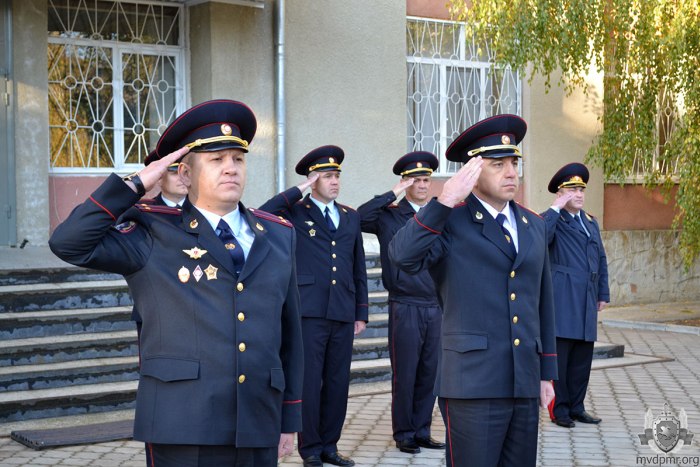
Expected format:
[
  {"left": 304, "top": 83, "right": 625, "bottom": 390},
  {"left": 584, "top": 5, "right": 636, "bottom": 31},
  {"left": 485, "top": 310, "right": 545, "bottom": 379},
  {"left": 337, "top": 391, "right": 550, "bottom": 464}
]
[{"left": 602, "top": 319, "right": 700, "bottom": 335}]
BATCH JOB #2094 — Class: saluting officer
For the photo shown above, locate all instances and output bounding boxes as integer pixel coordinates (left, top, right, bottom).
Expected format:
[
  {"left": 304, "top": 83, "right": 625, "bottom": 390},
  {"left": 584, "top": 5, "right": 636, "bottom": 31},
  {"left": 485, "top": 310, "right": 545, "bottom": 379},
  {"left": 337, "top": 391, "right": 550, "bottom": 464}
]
[
  {"left": 542, "top": 163, "right": 609, "bottom": 428},
  {"left": 357, "top": 151, "right": 445, "bottom": 455},
  {"left": 260, "top": 146, "right": 368, "bottom": 467},
  {"left": 389, "top": 115, "right": 557, "bottom": 467},
  {"left": 49, "top": 100, "right": 303, "bottom": 467}
]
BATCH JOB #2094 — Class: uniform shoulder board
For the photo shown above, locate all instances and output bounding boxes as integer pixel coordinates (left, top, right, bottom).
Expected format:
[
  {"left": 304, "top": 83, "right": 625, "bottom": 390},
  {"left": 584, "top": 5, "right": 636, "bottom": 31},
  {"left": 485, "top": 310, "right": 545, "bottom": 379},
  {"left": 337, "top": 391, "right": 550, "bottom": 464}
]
[
  {"left": 516, "top": 202, "right": 543, "bottom": 219},
  {"left": 585, "top": 212, "right": 596, "bottom": 221},
  {"left": 337, "top": 203, "right": 356, "bottom": 213},
  {"left": 138, "top": 198, "right": 158, "bottom": 205},
  {"left": 388, "top": 204, "right": 400, "bottom": 209},
  {"left": 135, "top": 204, "right": 182, "bottom": 215},
  {"left": 249, "top": 208, "right": 292, "bottom": 228}
]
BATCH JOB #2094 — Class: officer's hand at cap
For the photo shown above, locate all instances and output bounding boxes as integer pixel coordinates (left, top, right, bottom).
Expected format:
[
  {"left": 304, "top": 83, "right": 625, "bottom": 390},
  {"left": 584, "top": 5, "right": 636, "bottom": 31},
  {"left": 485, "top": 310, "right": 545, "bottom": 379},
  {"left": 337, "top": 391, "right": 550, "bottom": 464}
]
[
  {"left": 552, "top": 190, "right": 575, "bottom": 210},
  {"left": 392, "top": 177, "right": 415, "bottom": 198},
  {"left": 297, "top": 171, "right": 320, "bottom": 193},
  {"left": 437, "top": 156, "right": 483, "bottom": 208},
  {"left": 128, "top": 146, "right": 190, "bottom": 194}
]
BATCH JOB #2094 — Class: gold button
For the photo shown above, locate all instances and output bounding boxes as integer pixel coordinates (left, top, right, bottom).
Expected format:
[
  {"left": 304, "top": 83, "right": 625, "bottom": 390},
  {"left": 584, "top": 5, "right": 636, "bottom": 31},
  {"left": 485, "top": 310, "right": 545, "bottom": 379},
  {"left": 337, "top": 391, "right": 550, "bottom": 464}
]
[
  {"left": 331, "top": 241, "right": 336, "bottom": 246},
  {"left": 510, "top": 270, "right": 515, "bottom": 278},
  {"left": 514, "top": 338, "right": 520, "bottom": 346},
  {"left": 237, "top": 283, "right": 244, "bottom": 292},
  {"left": 239, "top": 342, "right": 246, "bottom": 352},
  {"left": 512, "top": 315, "right": 518, "bottom": 324},
  {"left": 238, "top": 375, "right": 246, "bottom": 383},
  {"left": 238, "top": 312, "right": 245, "bottom": 322},
  {"left": 510, "top": 293, "right": 516, "bottom": 301},
  {"left": 332, "top": 266, "right": 337, "bottom": 272},
  {"left": 332, "top": 279, "right": 337, "bottom": 285},
  {"left": 332, "top": 253, "right": 337, "bottom": 259}
]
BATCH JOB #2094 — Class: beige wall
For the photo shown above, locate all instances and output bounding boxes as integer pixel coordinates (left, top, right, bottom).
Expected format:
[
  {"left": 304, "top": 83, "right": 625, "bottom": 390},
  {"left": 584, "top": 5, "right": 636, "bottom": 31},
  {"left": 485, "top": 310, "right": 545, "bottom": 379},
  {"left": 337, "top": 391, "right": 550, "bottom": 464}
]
[
  {"left": 285, "top": 0, "right": 407, "bottom": 209},
  {"left": 188, "top": 1, "right": 276, "bottom": 208},
  {"left": 13, "top": 0, "right": 49, "bottom": 245},
  {"left": 522, "top": 69, "right": 605, "bottom": 220}
]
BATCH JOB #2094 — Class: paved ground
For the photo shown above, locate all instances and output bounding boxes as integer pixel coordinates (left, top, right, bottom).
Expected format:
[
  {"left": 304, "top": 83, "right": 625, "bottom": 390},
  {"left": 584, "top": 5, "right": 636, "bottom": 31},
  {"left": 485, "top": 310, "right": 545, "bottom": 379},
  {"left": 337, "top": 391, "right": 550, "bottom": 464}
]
[{"left": 2, "top": 305, "right": 700, "bottom": 466}]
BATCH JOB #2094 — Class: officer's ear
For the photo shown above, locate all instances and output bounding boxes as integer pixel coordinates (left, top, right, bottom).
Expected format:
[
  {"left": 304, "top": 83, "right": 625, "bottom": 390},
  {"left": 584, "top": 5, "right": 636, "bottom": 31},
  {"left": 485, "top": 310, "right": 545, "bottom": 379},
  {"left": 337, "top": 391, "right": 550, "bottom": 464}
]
[{"left": 178, "top": 154, "right": 194, "bottom": 188}]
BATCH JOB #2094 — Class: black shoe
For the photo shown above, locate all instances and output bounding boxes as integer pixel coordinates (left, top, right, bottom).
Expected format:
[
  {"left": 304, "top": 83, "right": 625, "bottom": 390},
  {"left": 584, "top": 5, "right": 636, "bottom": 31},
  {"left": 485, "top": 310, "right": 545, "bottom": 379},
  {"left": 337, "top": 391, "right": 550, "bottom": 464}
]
[
  {"left": 320, "top": 451, "right": 355, "bottom": 466},
  {"left": 552, "top": 418, "right": 575, "bottom": 428},
  {"left": 572, "top": 411, "right": 602, "bottom": 424},
  {"left": 415, "top": 437, "right": 446, "bottom": 449},
  {"left": 303, "top": 455, "right": 323, "bottom": 467},
  {"left": 396, "top": 439, "right": 421, "bottom": 454}
]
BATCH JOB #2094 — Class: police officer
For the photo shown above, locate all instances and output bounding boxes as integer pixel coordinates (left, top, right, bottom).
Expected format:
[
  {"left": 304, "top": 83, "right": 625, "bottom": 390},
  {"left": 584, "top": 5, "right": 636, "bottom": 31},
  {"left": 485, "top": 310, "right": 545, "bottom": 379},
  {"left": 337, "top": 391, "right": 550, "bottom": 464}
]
[
  {"left": 542, "top": 163, "right": 610, "bottom": 428},
  {"left": 260, "top": 145, "right": 368, "bottom": 467},
  {"left": 49, "top": 100, "right": 304, "bottom": 467},
  {"left": 357, "top": 151, "right": 444, "bottom": 454},
  {"left": 389, "top": 115, "right": 557, "bottom": 467},
  {"left": 152, "top": 161, "right": 187, "bottom": 207}
]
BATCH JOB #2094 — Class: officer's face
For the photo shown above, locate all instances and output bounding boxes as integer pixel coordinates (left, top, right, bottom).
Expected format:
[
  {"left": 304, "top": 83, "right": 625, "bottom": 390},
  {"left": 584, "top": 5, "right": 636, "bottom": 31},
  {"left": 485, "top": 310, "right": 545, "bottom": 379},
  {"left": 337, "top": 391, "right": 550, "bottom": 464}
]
[
  {"left": 158, "top": 169, "right": 188, "bottom": 202},
  {"left": 561, "top": 186, "right": 586, "bottom": 211},
  {"left": 311, "top": 171, "right": 341, "bottom": 203},
  {"left": 180, "top": 149, "right": 246, "bottom": 214},
  {"left": 404, "top": 175, "right": 431, "bottom": 204},
  {"left": 473, "top": 156, "right": 520, "bottom": 210}
]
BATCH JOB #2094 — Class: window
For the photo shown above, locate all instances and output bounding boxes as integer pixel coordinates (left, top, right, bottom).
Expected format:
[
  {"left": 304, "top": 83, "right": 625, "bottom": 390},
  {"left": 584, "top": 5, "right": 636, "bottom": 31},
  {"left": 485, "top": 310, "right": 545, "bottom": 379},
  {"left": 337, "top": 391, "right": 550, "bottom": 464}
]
[
  {"left": 407, "top": 17, "right": 521, "bottom": 175},
  {"left": 48, "top": 0, "right": 186, "bottom": 173}
]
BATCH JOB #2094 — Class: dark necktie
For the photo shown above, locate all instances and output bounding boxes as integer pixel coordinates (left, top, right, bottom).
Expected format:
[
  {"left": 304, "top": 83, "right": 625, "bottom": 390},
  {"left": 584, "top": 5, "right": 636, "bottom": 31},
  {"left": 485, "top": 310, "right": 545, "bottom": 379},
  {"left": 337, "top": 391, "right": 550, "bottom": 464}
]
[
  {"left": 324, "top": 207, "right": 337, "bottom": 233},
  {"left": 574, "top": 214, "right": 590, "bottom": 237},
  {"left": 216, "top": 219, "right": 245, "bottom": 274},
  {"left": 496, "top": 213, "right": 517, "bottom": 256}
]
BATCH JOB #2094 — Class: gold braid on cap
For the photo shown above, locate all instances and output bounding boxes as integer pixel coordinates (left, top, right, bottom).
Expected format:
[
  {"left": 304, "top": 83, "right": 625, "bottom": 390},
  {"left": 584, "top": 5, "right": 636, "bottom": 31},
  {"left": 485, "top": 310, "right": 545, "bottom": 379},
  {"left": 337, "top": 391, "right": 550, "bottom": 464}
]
[
  {"left": 185, "top": 135, "right": 249, "bottom": 150},
  {"left": 467, "top": 144, "right": 522, "bottom": 157},
  {"left": 400, "top": 167, "right": 434, "bottom": 176},
  {"left": 558, "top": 175, "right": 587, "bottom": 189},
  {"left": 308, "top": 162, "right": 341, "bottom": 172}
]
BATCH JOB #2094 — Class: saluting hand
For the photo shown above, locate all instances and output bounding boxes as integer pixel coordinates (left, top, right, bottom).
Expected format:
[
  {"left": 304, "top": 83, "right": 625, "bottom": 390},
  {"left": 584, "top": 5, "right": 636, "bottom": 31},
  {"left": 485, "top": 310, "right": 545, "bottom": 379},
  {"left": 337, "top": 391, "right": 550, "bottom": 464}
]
[
  {"left": 297, "top": 172, "right": 321, "bottom": 193},
  {"left": 124, "top": 146, "right": 190, "bottom": 194},
  {"left": 392, "top": 177, "right": 415, "bottom": 198},
  {"left": 552, "top": 190, "right": 575, "bottom": 210},
  {"left": 437, "top": 156, "right": 483, "bottom": 208}
]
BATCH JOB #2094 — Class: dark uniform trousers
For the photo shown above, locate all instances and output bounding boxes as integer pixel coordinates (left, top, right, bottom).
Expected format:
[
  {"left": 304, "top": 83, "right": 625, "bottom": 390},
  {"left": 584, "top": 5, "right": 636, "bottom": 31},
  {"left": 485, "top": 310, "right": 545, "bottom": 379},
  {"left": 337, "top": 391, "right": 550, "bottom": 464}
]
[
  {"left": 541, "top": 208, "right": 609, "bottom": 421},
  {"left": 259, "top": 187, "right": 369, "bottom": 459},
  {"left": 389, "top": 195, "right": 558, "bottom": 467},
  {"left": 49, "top": 175, "right": 304, "bottom": 467},
  {"left": 148, "top": 443, "right": 277, "bottom": 467},
  {"left": 358, "top": 192, "right": 441, "bottom": 442}
]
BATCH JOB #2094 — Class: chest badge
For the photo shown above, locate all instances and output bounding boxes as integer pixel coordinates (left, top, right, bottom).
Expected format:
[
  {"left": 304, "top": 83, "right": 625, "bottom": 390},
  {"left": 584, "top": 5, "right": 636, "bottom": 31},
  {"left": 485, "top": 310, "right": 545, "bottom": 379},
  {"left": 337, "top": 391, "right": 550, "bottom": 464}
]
[
  {"left": 204, "top": 264, "right": 218, "bottom": 280},
  {"left": 183, "top": 246, "right": 207, "bottom": 260},
  {"left": 305, "top": 221, "right": 314, "bottom": 226},
  {"left": 309, "top": 228, "right": 316, "bottom": 237},
  {"left": 178, "top": 266, "right": 190, "bottom": 283},
  {"left": 256, "top": 223, "right": 264, "bottom": 231},
  {"left": 189, "top": 219, "right": 199, "bottom": 229},
  {"left": 193, "top": 265, "right": 204, "bottom": 282},
  {"left": 475, "top": 211, "right": 483, "bottom": 220},
  {"left": 522, "top": 216, "right": 528, "bottom": 224}
]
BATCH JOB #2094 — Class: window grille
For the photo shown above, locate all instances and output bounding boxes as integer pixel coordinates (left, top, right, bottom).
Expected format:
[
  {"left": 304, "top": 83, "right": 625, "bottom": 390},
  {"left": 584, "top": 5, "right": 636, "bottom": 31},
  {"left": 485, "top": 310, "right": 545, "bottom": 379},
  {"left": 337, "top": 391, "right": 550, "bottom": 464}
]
[
  {"left": 48, "top": 0, "right": 186, "bottom": 173},
  {"left": 407, "top": 17, "right": 521, "bottom": 175}
]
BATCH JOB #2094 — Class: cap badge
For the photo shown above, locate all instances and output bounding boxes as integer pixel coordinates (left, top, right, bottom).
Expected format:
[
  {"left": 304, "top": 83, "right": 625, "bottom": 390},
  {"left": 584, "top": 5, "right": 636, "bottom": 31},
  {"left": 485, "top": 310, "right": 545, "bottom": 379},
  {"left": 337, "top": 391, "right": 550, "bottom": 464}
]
[
  {"left": 221, "top": 124, "right": 233, "bottom": 136},
  {"left": 570, "top": 175, "right": 583, "bottom": 183},
  {"left": 204, "top": 264, "right": 218, "bottom": 280},
  {"left": 193, "top": 265, "right": 204, "bottom": 283},
  {"left": 178, "top": 266, "right": 190, "bottom": 283},
  {"left": 309, "top": 228, "right": 316, "bottom": 237},
  {"left": 501, "top": 135, "right": 511, "bottom": 145},
  {"left": 189, "top": 219, "right": 199, "bottom": 229},
  {"left": 475, "top": 211, "right": 483, "bottom": 220},
  {"left": 522, "top": 216, "right": 528, "bottom": 224},
  {"left": 183, "top": 246, "right": 207, "bottom": 260},
  {"left": 417, "top": 162, "right": 423, "bottom": 168},
  {"left": 329, "top": 157, "right": 335, "bottom": 164}
]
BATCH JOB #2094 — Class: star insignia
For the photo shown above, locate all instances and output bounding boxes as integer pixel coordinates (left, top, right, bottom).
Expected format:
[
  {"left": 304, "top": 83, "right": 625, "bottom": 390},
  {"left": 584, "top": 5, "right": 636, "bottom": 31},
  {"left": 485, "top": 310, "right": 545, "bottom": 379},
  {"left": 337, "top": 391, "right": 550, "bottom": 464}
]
[{"left": 204, "top": 264, "right": 218, "bottom": 280}]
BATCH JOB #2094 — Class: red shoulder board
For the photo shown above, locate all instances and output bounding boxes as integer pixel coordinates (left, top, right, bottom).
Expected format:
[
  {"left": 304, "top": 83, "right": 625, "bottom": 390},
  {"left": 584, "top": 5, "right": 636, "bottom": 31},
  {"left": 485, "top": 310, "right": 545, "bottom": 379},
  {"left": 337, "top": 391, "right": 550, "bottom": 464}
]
[
  {"left": 337, "top": 203, "right": 356, "bottom": 213},
  {"left": 138, "top": 198, "right": 158, "bottom": 205},
  {"left": 454, "top": 201, "right": 467, "bottom": 208},
  {"left": 516, "top": 203, "right": 543, "bottom": 219},
  {"left": 135, "top": 204, "right": 182, "bottom": 215},
  {"left": 388, "top": 204, "right": 400, "bottom": 209},
  {"left": 249, "top": 208, "right": 292, "bottom": 228}
]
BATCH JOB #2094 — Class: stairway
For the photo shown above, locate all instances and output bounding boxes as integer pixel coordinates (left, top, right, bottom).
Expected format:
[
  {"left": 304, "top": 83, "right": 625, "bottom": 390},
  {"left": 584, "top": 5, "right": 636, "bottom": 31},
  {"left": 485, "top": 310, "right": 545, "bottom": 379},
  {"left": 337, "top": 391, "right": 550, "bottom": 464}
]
[{"left": 0, "top": 254, "right": 390, "bottom": 426}]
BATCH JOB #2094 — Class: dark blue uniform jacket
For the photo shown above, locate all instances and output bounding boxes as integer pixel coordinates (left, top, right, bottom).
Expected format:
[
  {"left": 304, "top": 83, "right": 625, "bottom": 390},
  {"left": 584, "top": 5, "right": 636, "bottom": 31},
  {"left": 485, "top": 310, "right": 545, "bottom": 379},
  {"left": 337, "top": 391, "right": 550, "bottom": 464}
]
[
  {"left": 49, "top": 174, "right": 303, "bottom": 447},
  {"left": 541, "top": 208, "right": 610, "bottom": 341},
  {"left": 389, "top": 194, "right": 558, "bottom": 399},
  {"left": 260, "top": 187, "right": 368, "bottom": 323}
]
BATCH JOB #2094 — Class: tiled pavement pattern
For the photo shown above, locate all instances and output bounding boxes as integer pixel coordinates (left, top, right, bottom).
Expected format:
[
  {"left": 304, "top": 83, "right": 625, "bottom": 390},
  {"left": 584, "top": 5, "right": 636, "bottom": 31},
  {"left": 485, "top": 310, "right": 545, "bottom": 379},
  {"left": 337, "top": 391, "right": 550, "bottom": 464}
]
[{"left": 1, "top": 323, "right": 699, "bottom": 467}]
